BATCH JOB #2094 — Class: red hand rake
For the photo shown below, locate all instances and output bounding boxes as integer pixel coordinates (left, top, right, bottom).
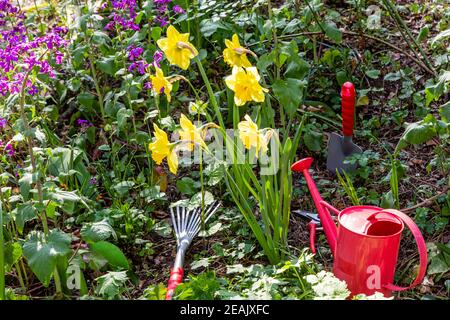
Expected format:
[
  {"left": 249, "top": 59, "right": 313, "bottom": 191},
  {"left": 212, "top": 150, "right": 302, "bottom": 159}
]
[{"left": 165, "top": 201, "right": 221, "bottom": 300}]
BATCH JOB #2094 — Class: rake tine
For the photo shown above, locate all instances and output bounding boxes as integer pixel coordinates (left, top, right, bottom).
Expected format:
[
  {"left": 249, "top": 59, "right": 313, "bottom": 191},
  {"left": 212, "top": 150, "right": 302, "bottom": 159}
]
[
  {"left": 170, "top": 207, "right": 177, "bottom": 236},
  {"left": 176, "top": 206, "right": 181, "bottom": 234},
  {"left": 205, "top": 201, "right": 220, "bottom": 222},
  {"left": 190, "top": 201, "right": 221, "bottom": 237},
  {"left": 185, "top": 209, "right": 198, "bottom": 236},
  {"left": 166, "top": 201, "right": 221, "bottom": 300}
]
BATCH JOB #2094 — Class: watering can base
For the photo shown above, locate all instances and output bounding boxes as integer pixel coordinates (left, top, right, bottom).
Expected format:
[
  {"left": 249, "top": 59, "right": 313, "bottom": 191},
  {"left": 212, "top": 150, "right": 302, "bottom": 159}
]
[{"left": 326, "top": 132, "right": 362, "bottom": 174}]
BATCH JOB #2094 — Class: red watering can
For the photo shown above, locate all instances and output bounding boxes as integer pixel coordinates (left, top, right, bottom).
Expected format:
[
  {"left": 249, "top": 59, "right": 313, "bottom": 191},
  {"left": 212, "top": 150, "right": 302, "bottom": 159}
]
[{"left": 291, "top": 157, "right": 428, "bottom": 297}]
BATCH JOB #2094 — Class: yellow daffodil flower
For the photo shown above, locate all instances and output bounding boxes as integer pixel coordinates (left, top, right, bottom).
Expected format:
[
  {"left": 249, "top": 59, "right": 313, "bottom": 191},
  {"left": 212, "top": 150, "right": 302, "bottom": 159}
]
[
  {"left": 238, "top": 115, "right": 273, "bottom": 157},
  {"left": 149, "top": 123, "right": 178, "bottom": 174},
  {"left": 223, "top": 34, "right": 254, "bottom": 68},
  {"left": 157, "top": 25, "right": 199, "bottom": 70},
  {"left": 178, "top": 114, "right": 207, "bottom": 151},
  {"left": 225, "top": 66, "right": 268, "bottom": 106},
  {"left": 150, "top": 66, "right": 173, "bottom": 102}
]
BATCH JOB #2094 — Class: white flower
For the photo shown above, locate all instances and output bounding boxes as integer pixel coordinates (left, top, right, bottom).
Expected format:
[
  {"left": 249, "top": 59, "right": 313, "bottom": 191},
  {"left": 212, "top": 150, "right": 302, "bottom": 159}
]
[{"left": 306, "top": 271, "right": 350, "bottom": 300}]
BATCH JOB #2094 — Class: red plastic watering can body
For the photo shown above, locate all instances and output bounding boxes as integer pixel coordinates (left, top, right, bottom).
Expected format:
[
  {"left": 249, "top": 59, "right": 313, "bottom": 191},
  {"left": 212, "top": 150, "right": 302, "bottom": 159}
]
[
  {"left": 334, "top": 206, "right": 403, "bottom": 297},
  {"left": 291, "top": 158, "right": 428, "bottom": 297}
]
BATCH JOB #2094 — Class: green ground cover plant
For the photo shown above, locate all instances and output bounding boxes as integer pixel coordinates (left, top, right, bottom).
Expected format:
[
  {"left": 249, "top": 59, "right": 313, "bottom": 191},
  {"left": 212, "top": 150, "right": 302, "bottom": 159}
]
[{"left": 0, "top": 0, "right": 448, "bottom": 300}]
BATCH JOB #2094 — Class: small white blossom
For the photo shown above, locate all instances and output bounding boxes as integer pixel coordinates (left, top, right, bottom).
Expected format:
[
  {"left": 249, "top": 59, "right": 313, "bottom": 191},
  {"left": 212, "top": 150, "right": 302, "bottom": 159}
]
[{"left": 306, "top": 271, "right": 350, "bottom": 300}]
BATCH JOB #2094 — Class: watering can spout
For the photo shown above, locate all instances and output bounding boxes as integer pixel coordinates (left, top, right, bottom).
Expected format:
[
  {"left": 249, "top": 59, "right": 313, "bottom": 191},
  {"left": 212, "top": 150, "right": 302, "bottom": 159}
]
[{"left": 291, "top": 157, "right": 338, "bottom": 255}]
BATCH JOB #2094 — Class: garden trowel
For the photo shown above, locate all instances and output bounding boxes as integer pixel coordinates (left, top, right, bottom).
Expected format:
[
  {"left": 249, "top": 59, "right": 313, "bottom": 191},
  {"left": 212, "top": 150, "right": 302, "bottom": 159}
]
[{"left": 326, "top": 82, "right": 362, "bottom": 174}]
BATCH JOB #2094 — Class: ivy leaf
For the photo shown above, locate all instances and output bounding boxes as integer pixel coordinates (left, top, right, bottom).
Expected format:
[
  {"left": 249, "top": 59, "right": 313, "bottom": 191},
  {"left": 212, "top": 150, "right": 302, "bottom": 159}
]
[
  {"left": 395, "top": 120, "right": 437, "bottom": 153},
  {"left": 190, "top": 257, "right": 211, "bottom": 270},
  {"left": 365, "top": 69, "right": 381, "bottom": 79},
  {"left": 15, "top": 203, "right": 37, "bottom": 234},
  {"left": 380, "top": 191, "right": 395, "bottom": 209},
  {"left": 324, "top": 22, "right": 342, "bottom": 43},
  {"left": 113, "top": 181, "right": 135, "bottom": 197},
  {"left": 440, "top": 101, "right": 450, "bottom": 122},
  {"left": 77, "top": 92, "right": 96, "bottom": 109},
  {"left": 416, "top": 26, "right": 429, "bottom": 43},
  {"left": 22, "top": 229, "right": 71, "bottom": 286},
  {"left": 142, "top": 283, "right": 167, "bottom": 300},
  {"left": 95, "top": 271, "right": 128, "bottom": 299},
  {"left": 257, "top": 51, "right": 276, "bottom": 73},
  {"left": 204, "top": 161, "right": 226, "bottom": 186},
  {"left": 304, "top": 130, "right": 322, "bottom": 152},
  {"left": 189, "top": 191, "right": 215, "bottom": 210},
  {"left": 81, "top": 220, "right": 117, "bottom": 243},
  {"left": 272, "top": 78, "right": 305, "bottom": 116},
  {"left": 96, "top": 56, "right": 117, "bottom": 76},
  {"left": 4, "top": 242, "right": 22, "bottom": 272},
  {"left": 199, "top": 18, "right": 230, "bottom": 37},
  {"left": 176, "top": 177, "right": 199, "bottom": 196},
  {"left": 116, "top": 108, "right": 133, "bottom": 130},
  {"left": 90, "top": 241, "right": 129, "bottom": 270},
  {"left": 431, "top": 28, "right": 450, "bottom": 47}
]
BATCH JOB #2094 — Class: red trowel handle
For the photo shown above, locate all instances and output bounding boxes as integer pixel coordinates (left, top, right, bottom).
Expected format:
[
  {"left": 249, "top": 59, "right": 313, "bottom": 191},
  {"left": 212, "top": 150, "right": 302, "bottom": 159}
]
[
  {"left": 165, "top": 267, "right": 184, "bottom": 300},
  {"left": 341, "top": 82, "right": 356, "bottom": 137}
]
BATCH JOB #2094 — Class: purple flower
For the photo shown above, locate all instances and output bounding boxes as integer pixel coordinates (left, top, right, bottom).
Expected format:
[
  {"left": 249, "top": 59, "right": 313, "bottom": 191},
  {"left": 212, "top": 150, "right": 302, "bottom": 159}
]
[
  {"left": 152, "top": 50, "right": 163, "bottom": 68},
  {"left": 156, "top": 5, "right": 167, "bottom": 14},
  {"left": 143, "top": 81, "right": 152, "bottom": 90},
  {"left": 0, "top": 117, "right": 7, "bottom": 129},
  {"left": 155, "top": 16, "right": 168, "bottom": 27},
  {"left": 173, "top": 5, "right": 185, "bottom": 14},
  {"left": 89, "top": 177, "right": 98, "bottom": 185},
  {"left": 5, "top": 144, "right": 14, "bottom": 157},
  {"left": 104, "top": 0, "right": 140, "bottom": 32},
  {"left": 127, "top": 46, "right": 143, "bottom": 61},
  {"left": 0, "top": 2, "right": 68, "bottom": 98},
  {"left": 76, "top": 119, "right": 93, "bottom": 128},
  {"left": 128, "top": 60, "right": 148, "bottom": 75},
  {"left": 28, "top": 85, "right": 38, "bottom": 96}
]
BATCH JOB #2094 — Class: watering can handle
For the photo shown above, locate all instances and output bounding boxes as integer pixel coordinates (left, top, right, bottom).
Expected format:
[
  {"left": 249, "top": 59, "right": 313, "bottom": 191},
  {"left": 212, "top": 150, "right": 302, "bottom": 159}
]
[
  {"left": 381, "top": 209, "right": 428, "bottom": 292},
  {"left": 307, "top": 222, "right": 317, "bottom": 255}
]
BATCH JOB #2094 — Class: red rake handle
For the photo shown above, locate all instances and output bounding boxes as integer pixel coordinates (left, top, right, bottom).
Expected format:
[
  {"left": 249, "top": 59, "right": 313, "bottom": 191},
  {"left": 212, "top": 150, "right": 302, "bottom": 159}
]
[
  {"left": 165, "top": 267, "right": 184, "bottom": 300},
  {"left": 341, "top": 82, "right": 356, "bottom": 137}
]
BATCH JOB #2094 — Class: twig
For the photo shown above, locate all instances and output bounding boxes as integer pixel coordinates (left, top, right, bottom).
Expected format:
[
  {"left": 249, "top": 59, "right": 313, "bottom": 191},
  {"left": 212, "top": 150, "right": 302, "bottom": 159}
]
[{"left": 401, "top": 187, "right": 449, "bottom": 213}]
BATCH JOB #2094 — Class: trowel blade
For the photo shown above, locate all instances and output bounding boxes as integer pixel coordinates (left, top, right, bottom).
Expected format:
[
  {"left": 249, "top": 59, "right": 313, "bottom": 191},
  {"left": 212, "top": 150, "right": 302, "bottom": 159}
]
[{"left": 326, "top": 132, "right": 362, "bottom": 174}]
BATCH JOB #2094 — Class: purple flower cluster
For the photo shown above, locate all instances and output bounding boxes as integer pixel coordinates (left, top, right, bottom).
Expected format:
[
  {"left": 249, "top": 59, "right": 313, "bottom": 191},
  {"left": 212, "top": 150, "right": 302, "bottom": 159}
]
[
  {"left": 0, "top": 0, "right": 68, "bottom": 97},
  {"left": 76, "top": 119, "right": 93, "bottom": 129},
  {"left": 127, "top": 45, "right": 143, "bottom": 61},
  {"left": 104, "top": 0, "right": 140, "bottom": 32},
  {"left": 126, "top": 44, "right": 149, "bottom": 75},
  {"left": 153, "top": 50, "right": 163, "bottom": 68},
  {"left": 0, "top": 139, "right": 14, "bottom": 157},
  {"left": 5, "top": 143, "right": 14, "bottom": 156},
  {"left": 129, "top": 59, "right": 149, "bottom": 75},
  {"left": 153, "top": 0, "right": 184, "bottom": 27},
  {"left": 0, "top": 117, "right": 6, "bottom": 129}
]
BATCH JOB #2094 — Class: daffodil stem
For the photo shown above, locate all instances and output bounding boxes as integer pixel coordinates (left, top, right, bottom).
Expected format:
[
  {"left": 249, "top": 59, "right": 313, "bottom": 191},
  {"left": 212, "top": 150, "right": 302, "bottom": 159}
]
[
  {"left": 155, "top": 94, "right": 161, "bottom": 120},
  {"left": 195, "top": 58, "right": 225, "bottom": 129},
  {"left": 232, "top": 101, "right": 239, "bottom": 130}
]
